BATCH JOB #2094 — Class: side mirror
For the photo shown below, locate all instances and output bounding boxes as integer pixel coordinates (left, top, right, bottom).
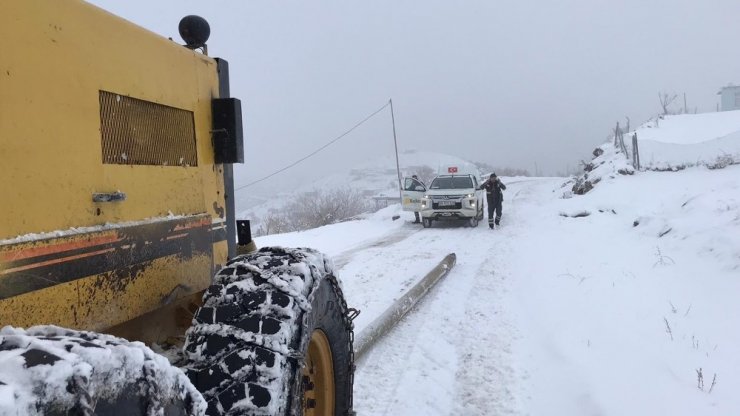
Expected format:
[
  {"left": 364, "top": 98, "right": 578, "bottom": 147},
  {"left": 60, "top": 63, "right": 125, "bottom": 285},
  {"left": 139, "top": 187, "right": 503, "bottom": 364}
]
[{"left": 212, "top": 97, "right": 244, "bottom": 164}]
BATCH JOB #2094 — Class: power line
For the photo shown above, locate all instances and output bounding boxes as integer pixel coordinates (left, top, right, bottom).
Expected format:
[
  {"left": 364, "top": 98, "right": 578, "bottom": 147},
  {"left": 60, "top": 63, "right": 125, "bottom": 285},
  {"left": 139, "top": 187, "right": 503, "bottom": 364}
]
[{"left": 235, "top": 100, "right": 391, "bottom": 192}]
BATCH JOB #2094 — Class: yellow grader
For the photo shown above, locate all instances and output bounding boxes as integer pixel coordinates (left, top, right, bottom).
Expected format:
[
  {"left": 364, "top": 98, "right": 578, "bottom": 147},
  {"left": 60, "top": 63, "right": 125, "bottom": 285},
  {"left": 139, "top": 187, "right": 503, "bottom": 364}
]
[{"left": 0, "top": 1, "right": 354, "bottom": 415}]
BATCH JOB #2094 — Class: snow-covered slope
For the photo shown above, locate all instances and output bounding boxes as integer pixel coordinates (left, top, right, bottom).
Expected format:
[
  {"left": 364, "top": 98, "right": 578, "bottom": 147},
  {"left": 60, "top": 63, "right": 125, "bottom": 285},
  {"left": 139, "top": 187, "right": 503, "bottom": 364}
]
[
  {"left": 630, "top": 111, "right": 740, "bottom": 170},
  {"left": 256, "top": 163, "right": 740, "bottom": 415},
  {"left": 508, "top": 166, "right": 739, "bottom": 415},
  {"left": 570, "top": 111, "right": 740, "bottom": 195},
  {"left": 569, "top": 142, "right": 634, "bottom": 195},
  {"left": 635, "top": 111, "right": 740, "bottom": 145}
]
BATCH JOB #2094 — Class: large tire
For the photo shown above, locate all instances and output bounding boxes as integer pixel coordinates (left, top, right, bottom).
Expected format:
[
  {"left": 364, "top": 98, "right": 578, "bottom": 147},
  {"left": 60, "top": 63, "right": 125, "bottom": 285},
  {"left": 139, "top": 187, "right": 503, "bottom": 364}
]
[
  {"left": 422, "top": 218, "right": 432, "bottom": 228},
  {"left": 182, "top": 247, "right": 354, "bottom": 416},
  {"left": 0, "top": 326, "right": 205, "bottom": 416}
]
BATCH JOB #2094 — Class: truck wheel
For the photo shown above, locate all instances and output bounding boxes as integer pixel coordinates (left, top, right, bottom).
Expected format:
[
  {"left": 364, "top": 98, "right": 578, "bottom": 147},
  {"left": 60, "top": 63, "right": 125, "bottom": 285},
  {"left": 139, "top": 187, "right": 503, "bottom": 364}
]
[
  {"left": 0, "top": 326, "right": 205, "bottom": 416},
  {"left": 183, "top": 247, "right": 354, "bottom": 416},
  {"left": 422, "top": 218, "right": 432, "bottom": 228},
  {"left": 468, "top": 216, "right": 479, "bottom": 228}
]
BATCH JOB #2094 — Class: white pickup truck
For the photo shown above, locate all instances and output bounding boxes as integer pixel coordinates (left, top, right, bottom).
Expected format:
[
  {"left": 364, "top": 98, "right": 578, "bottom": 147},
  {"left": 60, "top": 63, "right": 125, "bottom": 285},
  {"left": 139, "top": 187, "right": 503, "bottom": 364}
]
[{"left": 402, "top": 169, "right": 484, "bottom": 228}]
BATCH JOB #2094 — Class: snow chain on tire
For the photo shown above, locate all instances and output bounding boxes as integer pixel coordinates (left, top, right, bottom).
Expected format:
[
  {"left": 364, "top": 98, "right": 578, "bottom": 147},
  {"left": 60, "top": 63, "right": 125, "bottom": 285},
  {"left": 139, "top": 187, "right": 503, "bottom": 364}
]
[{"left": 182, "top": 247, "right": 355, "bottom": 415}]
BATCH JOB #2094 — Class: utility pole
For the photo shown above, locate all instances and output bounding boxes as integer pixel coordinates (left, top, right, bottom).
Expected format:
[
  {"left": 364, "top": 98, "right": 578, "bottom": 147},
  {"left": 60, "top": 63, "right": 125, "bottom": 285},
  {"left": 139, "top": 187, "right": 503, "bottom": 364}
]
[{"left": 390, "top": 99, "right": 402, "bottom": 203}]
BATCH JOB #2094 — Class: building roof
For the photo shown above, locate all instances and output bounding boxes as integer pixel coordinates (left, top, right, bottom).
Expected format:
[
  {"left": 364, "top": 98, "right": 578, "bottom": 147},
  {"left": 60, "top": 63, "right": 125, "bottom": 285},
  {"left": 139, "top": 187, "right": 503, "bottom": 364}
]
[{"left": 717, "top": 85, "right": 740, "bottom": 94}]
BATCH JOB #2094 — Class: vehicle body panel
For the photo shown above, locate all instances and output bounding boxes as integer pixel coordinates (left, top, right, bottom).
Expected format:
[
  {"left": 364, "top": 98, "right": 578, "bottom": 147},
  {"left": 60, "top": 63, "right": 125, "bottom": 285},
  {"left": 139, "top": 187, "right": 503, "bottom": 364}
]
[
  {"left": 401, "top": 177, "right": 426, "bottom": 212},
  {"left": 0, "top": 0, "right": 228, "bottom": 335}
]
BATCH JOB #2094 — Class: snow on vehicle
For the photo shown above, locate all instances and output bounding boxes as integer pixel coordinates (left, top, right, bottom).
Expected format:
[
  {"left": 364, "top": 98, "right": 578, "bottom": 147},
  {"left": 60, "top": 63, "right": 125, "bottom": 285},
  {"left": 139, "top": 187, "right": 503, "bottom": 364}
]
[
  {"left": 412, "top": 167, "right": 485, "bottom": 228},
  {"left": 0, "top": 2, "right": 353, "bottom": 415}
]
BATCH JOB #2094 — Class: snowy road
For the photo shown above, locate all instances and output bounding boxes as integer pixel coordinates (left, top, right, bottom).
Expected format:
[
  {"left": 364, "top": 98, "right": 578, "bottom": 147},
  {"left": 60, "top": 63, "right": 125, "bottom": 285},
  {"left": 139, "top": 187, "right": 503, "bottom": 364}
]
[
  {"left": 352, "top": 224, "right": 518, "bottom": 415},
  {"left": 348, "top": 178, "right": 555, "bottom": 415}
]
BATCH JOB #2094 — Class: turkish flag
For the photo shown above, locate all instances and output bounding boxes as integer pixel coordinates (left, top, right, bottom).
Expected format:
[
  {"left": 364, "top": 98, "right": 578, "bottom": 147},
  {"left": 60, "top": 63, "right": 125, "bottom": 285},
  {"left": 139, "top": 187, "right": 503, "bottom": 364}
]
[{"left": 448, "top": 167, "right": 458, "bottom": 173}]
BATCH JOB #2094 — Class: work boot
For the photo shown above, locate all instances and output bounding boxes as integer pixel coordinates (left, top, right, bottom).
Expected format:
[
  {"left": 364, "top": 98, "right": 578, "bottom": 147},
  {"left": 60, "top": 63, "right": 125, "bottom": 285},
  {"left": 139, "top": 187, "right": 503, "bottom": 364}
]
[{"left": 489, "top": 223, "right": 494, "bottom": 229}]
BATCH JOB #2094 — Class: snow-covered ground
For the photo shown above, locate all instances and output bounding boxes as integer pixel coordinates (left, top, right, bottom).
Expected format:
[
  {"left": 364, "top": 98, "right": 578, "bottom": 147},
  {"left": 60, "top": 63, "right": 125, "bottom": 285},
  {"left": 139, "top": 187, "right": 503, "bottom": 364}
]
[
  {"left": 630, "top": 111, "right": 740, "bottom": 170},
  {"left": 257, "top": 164, "right": 740, "bottom": 415}
]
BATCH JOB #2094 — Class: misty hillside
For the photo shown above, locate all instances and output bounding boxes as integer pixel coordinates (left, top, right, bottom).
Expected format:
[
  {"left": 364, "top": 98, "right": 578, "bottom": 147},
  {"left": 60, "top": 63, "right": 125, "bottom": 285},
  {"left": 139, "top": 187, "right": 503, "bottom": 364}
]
[
  {"left": 235, "top": 149, "right": 479, "bottom": 234},
  {"left": 306, "top": 149, "right": 478, "bottom": 193}
]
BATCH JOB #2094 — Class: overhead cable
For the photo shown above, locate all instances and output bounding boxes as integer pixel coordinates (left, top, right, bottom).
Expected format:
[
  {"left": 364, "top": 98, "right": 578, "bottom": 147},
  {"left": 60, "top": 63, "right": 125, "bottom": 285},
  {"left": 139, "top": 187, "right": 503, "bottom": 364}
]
[{"left": 235, "top": 100, "right": 391, "bottom": 191}]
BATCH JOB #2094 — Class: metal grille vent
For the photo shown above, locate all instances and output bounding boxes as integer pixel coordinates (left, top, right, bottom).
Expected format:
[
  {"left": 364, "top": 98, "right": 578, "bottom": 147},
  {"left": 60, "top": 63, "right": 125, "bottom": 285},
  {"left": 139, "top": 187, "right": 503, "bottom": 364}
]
[{"left": 99, "top": 91, "right": 197, "bottom": 166}]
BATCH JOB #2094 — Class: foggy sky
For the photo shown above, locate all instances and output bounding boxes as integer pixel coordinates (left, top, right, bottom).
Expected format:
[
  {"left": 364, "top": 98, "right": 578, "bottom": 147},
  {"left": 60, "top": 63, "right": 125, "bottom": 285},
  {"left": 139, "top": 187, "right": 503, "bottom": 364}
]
[{"left": 88, "top": 0, "right": 740, "bottom": 195}]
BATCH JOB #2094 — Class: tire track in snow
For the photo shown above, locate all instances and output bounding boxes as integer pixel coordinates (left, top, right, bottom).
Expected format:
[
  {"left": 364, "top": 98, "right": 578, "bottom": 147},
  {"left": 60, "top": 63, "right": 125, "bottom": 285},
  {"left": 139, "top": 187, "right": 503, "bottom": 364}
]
[
  {"left": 353, "top": 227, "right": 521, "bottom": 414},
  {"left": 451, "top": 240, "right": 519, "bottom": 416},
  {"left": 405, "top": 179, "right": 548, "bottom": 415},
  {"left": 445, "top": 179, "right": 543, "bottom": 414},
  {"left": 352, "top": 298, "right": 429, "bottom": 415},
  {"left": 333, "top": 225, "right": 420, "bottom": 269},
  {"left": 353, "top": 229, "right": 481, "bottom": 415}
]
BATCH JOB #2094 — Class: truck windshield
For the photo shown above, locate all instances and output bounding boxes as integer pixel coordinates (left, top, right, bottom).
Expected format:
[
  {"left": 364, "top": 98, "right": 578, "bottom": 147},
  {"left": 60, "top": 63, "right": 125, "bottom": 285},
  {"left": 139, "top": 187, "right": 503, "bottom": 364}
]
[{"left": 430, "top": 176, "right": 473, "bottom": 189}]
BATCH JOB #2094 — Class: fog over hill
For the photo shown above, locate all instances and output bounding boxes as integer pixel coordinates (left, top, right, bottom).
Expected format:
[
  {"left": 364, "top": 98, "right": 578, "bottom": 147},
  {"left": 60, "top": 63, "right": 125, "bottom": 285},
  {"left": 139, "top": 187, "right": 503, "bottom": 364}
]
[{"left": 235, "top": 150, "right": 480, "bottom": 233}]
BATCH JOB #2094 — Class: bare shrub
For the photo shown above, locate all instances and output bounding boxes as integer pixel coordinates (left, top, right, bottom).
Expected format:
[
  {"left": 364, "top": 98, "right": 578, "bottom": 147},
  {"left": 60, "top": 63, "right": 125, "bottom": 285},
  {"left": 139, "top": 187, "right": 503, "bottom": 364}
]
[
  {"left": 707, "top": 154, "right": 736, "bottom": 170},
  {"left": 254, "top": 210, "right": 291, "bottom": 236},
  {"left": 284, "top": 188, "right": 372, "bottom": 232},
  {"left": 253, "top": 188, "right": 373, "bottom": 236},
  {"left": 659, "top": 91, "right": 678, "bottom": 115}
]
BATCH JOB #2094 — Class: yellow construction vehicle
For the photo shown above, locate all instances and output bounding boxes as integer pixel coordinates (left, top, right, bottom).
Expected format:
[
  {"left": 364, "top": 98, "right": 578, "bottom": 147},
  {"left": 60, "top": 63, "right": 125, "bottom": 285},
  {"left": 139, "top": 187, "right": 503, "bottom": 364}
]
[{"left": 0, "top": 1, "right": 354, "bottom": 414}]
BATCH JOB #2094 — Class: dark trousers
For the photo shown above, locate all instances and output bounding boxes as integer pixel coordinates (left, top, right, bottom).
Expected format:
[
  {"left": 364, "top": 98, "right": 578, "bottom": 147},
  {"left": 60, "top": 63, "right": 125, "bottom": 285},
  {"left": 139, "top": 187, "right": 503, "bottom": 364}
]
[{"left": 487, "top": 197, "right": 502, "bottom": 225}]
